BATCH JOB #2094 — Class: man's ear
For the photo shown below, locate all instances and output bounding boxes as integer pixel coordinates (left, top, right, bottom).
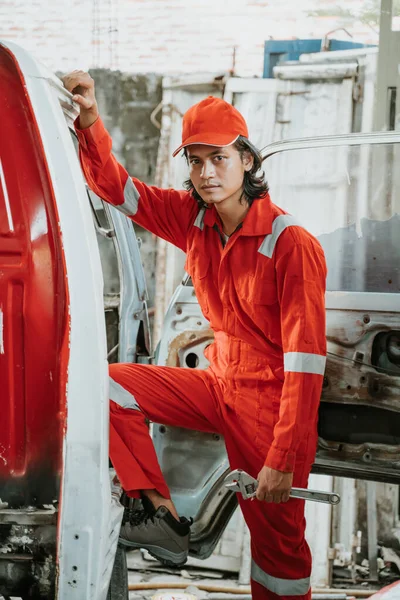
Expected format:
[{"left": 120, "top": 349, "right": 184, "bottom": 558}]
[{"left": 242, "top": 150, "right": 254, "bottom": 172}]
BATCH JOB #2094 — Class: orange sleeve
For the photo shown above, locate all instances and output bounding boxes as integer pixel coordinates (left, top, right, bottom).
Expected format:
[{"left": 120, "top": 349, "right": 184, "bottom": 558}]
[
  {"left": 264, "top": 232, "right": 327, "bottom": 472},
  {"left": 74, "top": 116, "right": 197, "bottom": 252}
]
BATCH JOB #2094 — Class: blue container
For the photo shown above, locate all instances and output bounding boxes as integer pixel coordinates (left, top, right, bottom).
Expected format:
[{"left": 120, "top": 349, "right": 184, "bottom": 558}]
[{"left": 263, "top": 39, "right": 374, "bottom": 78}]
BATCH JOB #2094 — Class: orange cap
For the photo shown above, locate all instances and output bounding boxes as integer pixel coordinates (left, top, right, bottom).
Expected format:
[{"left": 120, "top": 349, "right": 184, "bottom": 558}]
[{"left": 172, "top": 96, "right": 249, "bottom": 157}]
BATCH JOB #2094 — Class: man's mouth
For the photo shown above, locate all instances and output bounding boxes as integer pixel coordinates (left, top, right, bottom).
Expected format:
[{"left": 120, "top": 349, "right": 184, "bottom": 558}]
[{"left": 201, "top": 184, "right": 220, "bottom": 190}]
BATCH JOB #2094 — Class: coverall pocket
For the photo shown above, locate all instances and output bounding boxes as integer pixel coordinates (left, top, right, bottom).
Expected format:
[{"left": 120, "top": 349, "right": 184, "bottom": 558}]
[
  {"left": 185, "top": 249, "right": 210, "bottom": 280},
  {"left": 185, "top": 249, "right": 211, "bottom": 317},
  {"left": 233, "top": 384, "right": 278, "bottom": 459},
  {"left": 251, "top": 280, "right": 278, "bottom": 305},
  {"left": 254, "top": 398, "right": 280, "bottom": 456},
  {"left": 239, "top": 278, "right": 278, "bottom": 306},
  {"left": 236, "top": 279, "right": 279, "bottom": 341}
]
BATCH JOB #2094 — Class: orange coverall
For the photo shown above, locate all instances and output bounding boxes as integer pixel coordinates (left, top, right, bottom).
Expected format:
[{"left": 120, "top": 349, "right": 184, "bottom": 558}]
[{"left": 76, "top": 117, "right": 327, "bottom": 600}]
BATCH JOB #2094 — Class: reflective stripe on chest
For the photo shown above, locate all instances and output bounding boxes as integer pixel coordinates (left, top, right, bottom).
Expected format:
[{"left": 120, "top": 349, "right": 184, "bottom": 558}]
[
  {"left": 258, "top": 214, "right": 300, "bottom": 258},
  {"left": 194, "top": 207, "right": 206, "bottom": 230}
]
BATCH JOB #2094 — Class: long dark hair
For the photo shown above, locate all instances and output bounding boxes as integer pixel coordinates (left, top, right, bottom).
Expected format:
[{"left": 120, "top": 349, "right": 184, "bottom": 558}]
[{"left": 183, "top": 136, "right": 269, "bottom": 208}]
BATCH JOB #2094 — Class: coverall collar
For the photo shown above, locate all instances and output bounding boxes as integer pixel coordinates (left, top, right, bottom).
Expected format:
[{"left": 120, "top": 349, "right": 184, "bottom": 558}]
[{"left": 203, "top": 194, "right": 273, "bottom": 236}]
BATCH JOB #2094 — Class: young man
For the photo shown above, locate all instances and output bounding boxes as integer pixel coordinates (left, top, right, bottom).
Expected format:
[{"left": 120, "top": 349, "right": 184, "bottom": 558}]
[{"left": 63, "top": 71, "right": 327, "bottom": 600}]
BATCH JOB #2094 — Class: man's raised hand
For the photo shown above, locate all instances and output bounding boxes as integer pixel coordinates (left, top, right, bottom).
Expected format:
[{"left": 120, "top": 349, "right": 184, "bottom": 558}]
[{"left": 62, "top": 70, "right": 99, "bottom": 128}]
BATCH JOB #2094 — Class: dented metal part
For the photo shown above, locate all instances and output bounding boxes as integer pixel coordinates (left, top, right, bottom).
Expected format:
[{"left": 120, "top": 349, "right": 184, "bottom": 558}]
[
  {"left": 0, "top": 510, "right": 57, "bottom": 598},
  {"left": 165, "top": 328, "right": 214, "bottom": 368},
  {"left": 324, "top": 308, "right": 400, "bottom": 412}
]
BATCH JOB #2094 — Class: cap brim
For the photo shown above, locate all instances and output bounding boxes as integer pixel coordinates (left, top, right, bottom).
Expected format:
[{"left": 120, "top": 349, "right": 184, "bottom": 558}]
[{"left": 172, "top": 133, "right": 240, "bottom": 157}]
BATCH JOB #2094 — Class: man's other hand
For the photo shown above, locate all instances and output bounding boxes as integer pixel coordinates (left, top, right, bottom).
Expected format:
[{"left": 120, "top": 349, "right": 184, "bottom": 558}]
[
  {"left": 61, "top": 70, "right": 99, "bottom": 129},
  {"left": 256, "top": 466, "right": 293, "bottom": 503}
]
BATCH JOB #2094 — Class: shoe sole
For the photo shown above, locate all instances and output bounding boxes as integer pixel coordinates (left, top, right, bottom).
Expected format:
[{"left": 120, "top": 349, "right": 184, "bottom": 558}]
[{"left": 118, "top": 539, "right": 187, "bottom": 567}]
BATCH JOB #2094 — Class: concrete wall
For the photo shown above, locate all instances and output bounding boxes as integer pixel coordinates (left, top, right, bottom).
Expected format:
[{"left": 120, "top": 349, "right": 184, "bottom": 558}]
[{"left": 85, "top": 69, "right": 162, "bottom": 309}]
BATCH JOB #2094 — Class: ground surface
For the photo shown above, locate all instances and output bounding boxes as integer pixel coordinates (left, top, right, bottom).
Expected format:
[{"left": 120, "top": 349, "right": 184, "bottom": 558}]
[{"left": 127, "top": 550, "right": 251, "bottom": 600}]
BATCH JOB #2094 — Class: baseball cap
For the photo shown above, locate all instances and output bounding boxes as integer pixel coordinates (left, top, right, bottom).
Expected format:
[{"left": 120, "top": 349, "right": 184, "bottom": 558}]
[{"left": 172, "top": 96, "right": 249, "bottom": 157}]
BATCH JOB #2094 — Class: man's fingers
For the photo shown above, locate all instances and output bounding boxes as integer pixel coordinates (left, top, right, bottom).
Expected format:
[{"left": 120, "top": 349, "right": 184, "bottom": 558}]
[
  {"left": 255, "top": 489, "right": 291, "bottom": 503},
  {"left": 272, "top": 493, "right": 283, "bottom": 503},
  {"left": 256, "top": 489, "right": 265, "bottom": 501},
  {"left": 72, "top": 94, "right": 93, "bottom": 110},
  {"left": 256, "top": 487, "right": 270, "bottom": 502},
  {"left": 61, "top": 76, "right": 80, "bottom": 92},
  {"left": 257, "top": 489, "right": 273, "bottom": 502},
  {"left": 62, "top": 73, "right": 94, "bottom": 93}
]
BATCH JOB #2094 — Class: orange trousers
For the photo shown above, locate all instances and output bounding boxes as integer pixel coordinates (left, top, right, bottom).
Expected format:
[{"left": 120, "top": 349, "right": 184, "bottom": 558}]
[{"left": 109, "top": 362, "right": 315, "bottom": 600}]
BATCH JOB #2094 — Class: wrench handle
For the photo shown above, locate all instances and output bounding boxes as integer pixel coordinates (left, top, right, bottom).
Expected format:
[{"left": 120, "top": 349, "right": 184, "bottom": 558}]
[{"left": 290, "top": 488, "right": 340, "bottom": 505}]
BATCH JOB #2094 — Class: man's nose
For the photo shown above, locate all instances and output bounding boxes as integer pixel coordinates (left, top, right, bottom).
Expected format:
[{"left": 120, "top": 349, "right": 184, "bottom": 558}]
[{"left": 200, "top": 160, "right": 215, "bottom": 179}]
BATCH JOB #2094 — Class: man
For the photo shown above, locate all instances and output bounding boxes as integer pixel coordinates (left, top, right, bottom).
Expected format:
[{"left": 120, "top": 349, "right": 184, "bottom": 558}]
[{"left": 63, "top": 70, "right": 327, "bottom": 600}]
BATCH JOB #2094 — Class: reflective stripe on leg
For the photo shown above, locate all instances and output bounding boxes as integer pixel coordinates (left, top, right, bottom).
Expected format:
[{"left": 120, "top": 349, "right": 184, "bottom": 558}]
[
  {"left": 109, "top": 376, "right": 142, "bottom": 411},
  {"left": 251, "top": 559, "right": 310, "bottom": 596}
]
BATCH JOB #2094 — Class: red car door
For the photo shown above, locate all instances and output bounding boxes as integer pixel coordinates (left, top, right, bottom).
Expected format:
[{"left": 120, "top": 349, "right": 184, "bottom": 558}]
[
  {"left": 0, "top": 41, "right": 116, "bottom": 600},
  {"left": 0, "top": 42, "right": 69, "bottom": 509}
]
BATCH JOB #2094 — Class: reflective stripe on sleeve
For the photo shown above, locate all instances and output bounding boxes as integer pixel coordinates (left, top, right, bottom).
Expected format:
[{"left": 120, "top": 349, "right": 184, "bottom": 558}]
[
  {"left": 258, "top": 214, "right": 300, "bottom": 258},
  {"left": 117, "top": 177, "right": 140, "bottom": 217},
  {"left": 284, "top": 352, "right": 326, "bottom": 375},
  {"left": 109, "top": 377, "right": 141, "bottom": 411},
  {"left": 194, "top": 207, "right": 206, "bottom": 230},
  {"left": 251, "top": 560, "right": 310, "bottom": 596}
]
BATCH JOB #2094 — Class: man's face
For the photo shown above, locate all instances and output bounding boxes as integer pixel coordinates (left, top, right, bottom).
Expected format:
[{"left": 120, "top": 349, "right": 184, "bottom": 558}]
[{"left": 187, "top": 144, "right": 253, "bottom": 206}]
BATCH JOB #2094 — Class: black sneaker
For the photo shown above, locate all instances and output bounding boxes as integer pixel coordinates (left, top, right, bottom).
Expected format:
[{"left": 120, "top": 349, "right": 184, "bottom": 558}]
[{"left": 119, "top": 502, "right": 191, "bottom": 567}]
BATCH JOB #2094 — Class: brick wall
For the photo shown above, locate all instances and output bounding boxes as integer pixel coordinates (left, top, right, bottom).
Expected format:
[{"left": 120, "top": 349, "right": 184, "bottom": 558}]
[{"left": 2, "top": 0, "right": 377, "bottom": 77}]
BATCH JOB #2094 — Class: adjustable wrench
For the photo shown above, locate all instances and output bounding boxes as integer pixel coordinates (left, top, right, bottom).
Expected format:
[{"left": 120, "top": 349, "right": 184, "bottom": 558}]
[{"left": 224, "top": 469, "right": 340, "bottom": 505}]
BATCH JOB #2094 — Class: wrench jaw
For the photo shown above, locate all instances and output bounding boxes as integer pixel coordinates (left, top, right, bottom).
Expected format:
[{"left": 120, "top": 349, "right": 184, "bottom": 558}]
[
  {"left": 223, "top": 469, "right": 259, "bottom": 500},
  {"left": 242, "top": 482, "right": 258, "bottom": 499},
  {"left": 225, "top": 481, "right": 241, "bottom": 493}
]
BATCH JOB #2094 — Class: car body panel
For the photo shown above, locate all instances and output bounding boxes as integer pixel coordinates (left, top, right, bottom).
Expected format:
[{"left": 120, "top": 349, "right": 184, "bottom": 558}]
[
  {"left": 0, "top": 41, "right": 69, "bottom": 510},
  {"left": 0, "top": 40, "right": 123, "bottom": 600}
]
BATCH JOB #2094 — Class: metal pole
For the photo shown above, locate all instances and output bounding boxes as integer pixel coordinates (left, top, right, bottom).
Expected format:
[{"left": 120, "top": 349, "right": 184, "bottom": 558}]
[{"left": 366, "top": 481, "right": 378, "bottom": 581}]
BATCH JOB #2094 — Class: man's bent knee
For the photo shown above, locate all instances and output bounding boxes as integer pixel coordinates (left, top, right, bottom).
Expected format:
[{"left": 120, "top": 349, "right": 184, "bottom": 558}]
[{"left": 108, "top": 365, "right": 142, "bottom": 412}]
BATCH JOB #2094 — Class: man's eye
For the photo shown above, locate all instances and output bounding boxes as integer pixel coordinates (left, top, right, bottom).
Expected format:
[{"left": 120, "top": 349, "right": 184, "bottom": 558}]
[
  {"left": 190, "top": 159, "right": 199, "bottom": 165},
  {"left": 214, "top": 155, "right": 224, "bottom": 161}
]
